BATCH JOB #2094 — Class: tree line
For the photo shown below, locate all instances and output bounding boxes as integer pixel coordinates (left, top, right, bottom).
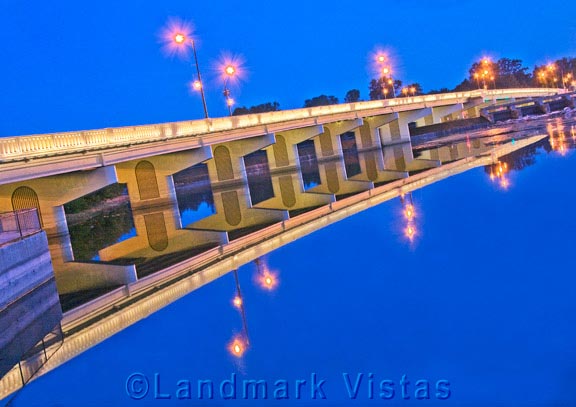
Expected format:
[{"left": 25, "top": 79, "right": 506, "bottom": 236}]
[{"left": 232, "top": 56, "right": 575, "bottom": 115}]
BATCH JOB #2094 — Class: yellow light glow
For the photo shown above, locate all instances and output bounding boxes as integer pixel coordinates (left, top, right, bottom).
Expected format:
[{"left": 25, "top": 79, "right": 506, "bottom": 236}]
[
  {"left": 405, "top": 224, "right": 416, "bottom": 241},
  {"left": 225, "top": 65, "right": 236, "bottom": 76},
  {"left": 226, "top": 98, "right": 235, "bottom": 106},
  {"left": 228, "top": 336, "right": 247, "bottom": 358},
  {"left": 382, "top": 67, "right": 390, "bottom": 75},
  {"left": 257, "top": 270, "right": 278, "bottom": 291},
  {"left": 174, "top": 33, "right": 186, "bottom": 44},
  {"left": 192, "top": 80, "right": 202, "bottom": 90},
  {"left": 233, "top": 296, "right": 242, "bottom": 308},
  {"left": 404, "top": 204, "right": 415, "bottom": 220},
  {"left": 377, "top": 55, "right": 385, "bottom": 63}
]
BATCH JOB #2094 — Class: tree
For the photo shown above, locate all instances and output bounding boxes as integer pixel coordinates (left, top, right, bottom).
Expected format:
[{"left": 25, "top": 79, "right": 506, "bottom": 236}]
[
  {"left": 533, "top": 57, "right": 576, "bottom": 88},
  {"left": 427, "top": 87, "right": 451, "bottom": 95},
  {"left": 402, "top": 83, "right": 424, "bottom": 96},
  {"left": 495, "top": 58, "right": 531, "bottom": 88},
  {"left": 303, "top": 95, "right": 339, "bottom": 107},
  {"left": 232, "top": 101, "right": 280, "bottom": 116},
  {"left": 369, "top": 77, "right": 402, "bottom": 100},
  {"left": 457, "top": 57, "right": 532, "bottom": 90},
  {"left": 344, "top": 89, "right": 360, "bottom": 103}
]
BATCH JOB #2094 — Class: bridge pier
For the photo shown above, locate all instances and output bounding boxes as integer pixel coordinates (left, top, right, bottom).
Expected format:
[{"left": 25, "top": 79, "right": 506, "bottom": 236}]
[
  {"left": 98, "top": 201, "right": 226, "bottom": 266},
  {"left": 44, "top": 233, "right": 136, "bottom": 294},
  {"left": 382, "top": 143, "right": 440, "bottom": 172},
  {"left": 312, "top": 119, "right": 363, "bottom": 160},
  {"left": 306, "top": 157, "right": 373, "bottom": 196},
  {"left": 253, "top": 172, "right": 334, "bottom": 211},
  {"left": 348, "top": 149, "right": 408, "bottom": 184},
  {"left": 187, "top": 182, "right": 287, "bottom": 232},
  {"left": 0, "top": 167, "right": 117, "bottom": 237},
  {"left": 379, "top": 109, "right": 431, "bottom": 145},
  {"left": 208, "top": 134, "right": 276, "bottom": 185},
  {"left": 354, "top": 115, "right": 398, "bottom": 151},
  {"left": 265, "top": 125, "right": 324, "bottom": 172},
  {"left": 115, "top": 147, "right": 212, "bottom": 209}
]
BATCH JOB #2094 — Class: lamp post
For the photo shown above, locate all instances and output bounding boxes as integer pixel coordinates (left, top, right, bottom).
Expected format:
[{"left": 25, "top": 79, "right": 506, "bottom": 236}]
[
  {"left": 172, "top": 32, "right": 209, "bottom": 119},
  {"left": 223, "top": 64, "right": 237, "bottom": 116},
  {"left": 376, "top": 54, "right": 396, "bottom": 99}
]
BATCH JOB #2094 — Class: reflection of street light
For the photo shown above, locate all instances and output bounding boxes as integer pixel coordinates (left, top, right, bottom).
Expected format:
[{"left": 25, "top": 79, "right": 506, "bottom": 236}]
[
  {"left": 228, "top": 335, "right": 247, "bottom": 358},
  {"left": 254, "top": 257, "right": 278, "bottom": 291},
  {"left": 232, "top": 269, "right": 250, "bottom": 343},
  {"left": 163, "top": 22, "right": 209, "bottom": 118},
  {"left": 400, "top": 193, "right": 418, "bottom": 243}
]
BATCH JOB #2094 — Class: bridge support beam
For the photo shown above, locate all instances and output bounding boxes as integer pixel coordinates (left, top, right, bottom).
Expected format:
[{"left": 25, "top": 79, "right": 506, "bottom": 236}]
[
  {"left": 265, "top": 125, "right": 324, "bottom": 171},
  {"left": 354, "top": 114, "right": 398, "bottom": 151},
  {"left": 0, "top": 167, "right": 117, "bottom": 237},
  {"left": 307, "top": 157, "right": 373, "bottom": 196},
  {"left": 253, "top": 172, "right": 334, "bottom": 211},
  {"left": 187, "top": 182, "right": 287, "bottom": 232},
  {"left": 382, "top": 143, "right": 440, "bottom": 172},
  {"left": 379, "top": 109, "right": 431, "bottom": 145},
  {"left": 115, "top": 147, "right": 212, "bottom": 209},
  {"left": 98, "top": 202, "right": 227, "bottom": 264},
  {"left": 208, "top": 134, "right": 276, "bottom": 185},
  {"left": 313, "top": 119, "right": 363, "bottom": 160},
  {"left": 348, "top": 149, "right": 408, "bottom": 184}
]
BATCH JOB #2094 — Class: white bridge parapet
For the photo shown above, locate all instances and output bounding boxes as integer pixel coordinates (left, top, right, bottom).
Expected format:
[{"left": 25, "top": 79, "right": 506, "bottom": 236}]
[{"left": 0, "top": 88, "right": 564, "bottom": 164}]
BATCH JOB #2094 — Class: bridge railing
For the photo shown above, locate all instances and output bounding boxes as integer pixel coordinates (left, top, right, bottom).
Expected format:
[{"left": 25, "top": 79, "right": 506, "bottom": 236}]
[
  {"left": 0, "top": 209, "right": 42, "bottom": 247},
  {"left": 0, "top": 88, "right": 563, "bottom": 162}
]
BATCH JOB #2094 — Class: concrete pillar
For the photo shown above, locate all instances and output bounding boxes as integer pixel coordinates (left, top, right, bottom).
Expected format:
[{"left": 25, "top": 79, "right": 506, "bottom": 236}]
[
  {"left": 187, "top": 182, "right": 287, "bottom": 232},
  {"left": 47, "top": 229, "right": 138, "bottom": 294},
  {"left": 253, "top": 172, "right": 334, "bottom": 211},
  {"left": 348, "top": 149, "right": 408, "bottom": 184},
  {"left": 265, "top": 125, "right": 324, "bottom": 171},
  {"left": 98, "top": 201, "right": 226, "bottom": 263},
  {"left": 0, "top": 167, "right": 117, "bottom": 237},
  {"left": 306, "top": 157, "right": 373, "bottom": 195},
  {"left": 354, "top": 115, "right": 398, "bottom": 151},
  {"left": 379, "top": 108, "right": 431, "bottom": 145},
  {"left": 115, "top": 147, "right": 212, "bottom": 209},
  {"left": 312, "top": 119, "right": 363, "bottom": 160},
  {"left": 208, "top": 134, "right": 276, "bottom": 185},
  {"left": 382, "top": 143, "right": 440, "bottom": 172}
]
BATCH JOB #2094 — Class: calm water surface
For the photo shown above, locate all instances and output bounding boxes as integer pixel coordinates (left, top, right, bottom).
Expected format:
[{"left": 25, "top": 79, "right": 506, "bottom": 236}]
[{"left": 5, "top": 119, "right": 576, "bottom": 406}]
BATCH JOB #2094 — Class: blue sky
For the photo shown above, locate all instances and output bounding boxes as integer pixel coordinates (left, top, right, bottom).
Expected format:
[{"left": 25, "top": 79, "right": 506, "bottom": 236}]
[{"left": 1, "top": 1, "right": 575, "bottom": 135}]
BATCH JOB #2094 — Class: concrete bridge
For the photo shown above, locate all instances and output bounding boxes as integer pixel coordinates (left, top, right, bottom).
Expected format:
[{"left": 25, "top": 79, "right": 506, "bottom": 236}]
[
  {"left": 0, "top": 87, "right": 562, "bottom": 294},
  {"left": 481, "top": 91, "right": 575, "bottom": 122},
  {"left": 0, "top": 88, "right": 562, "bottom": 234},
  {"left": 0, "top": 129, "right": 547, "bottom": 400}
]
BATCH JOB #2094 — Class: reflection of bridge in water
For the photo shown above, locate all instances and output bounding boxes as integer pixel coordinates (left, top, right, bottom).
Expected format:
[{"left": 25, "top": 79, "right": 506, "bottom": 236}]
[
  {"left": 0, "top": 88, "right": 568, "bottom": 399},
  {"left": 0, "top": 131, "right": 549, "bottom": 398}
]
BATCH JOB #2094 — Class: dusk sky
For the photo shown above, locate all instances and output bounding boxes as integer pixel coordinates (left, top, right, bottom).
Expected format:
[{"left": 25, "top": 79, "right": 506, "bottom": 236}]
[{"left": 1, "top": 0, "right": 575, "bottom": 136}]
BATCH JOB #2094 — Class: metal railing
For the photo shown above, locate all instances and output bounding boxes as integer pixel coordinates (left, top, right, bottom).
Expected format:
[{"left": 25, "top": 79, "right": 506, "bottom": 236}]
[{"left": 0, "top": 208, "right": 42, "bottom": 247}]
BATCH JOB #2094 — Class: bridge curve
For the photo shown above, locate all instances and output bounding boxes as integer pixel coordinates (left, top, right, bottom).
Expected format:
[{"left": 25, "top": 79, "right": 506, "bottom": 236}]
[{"left": 0, "top": 88, "right": 564, "bottom": 184}]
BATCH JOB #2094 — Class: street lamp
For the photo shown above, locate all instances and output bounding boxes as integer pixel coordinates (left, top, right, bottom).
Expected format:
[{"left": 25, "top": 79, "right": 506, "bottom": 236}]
[
  {"left": 376, "top": 54, "right": 396, "bottom": 99},
  {"left": 223, "top": 64, "right": 237, "bottom": 116},
  {"left": 166, "top": 26, "right": 209, "bottom": 119}
]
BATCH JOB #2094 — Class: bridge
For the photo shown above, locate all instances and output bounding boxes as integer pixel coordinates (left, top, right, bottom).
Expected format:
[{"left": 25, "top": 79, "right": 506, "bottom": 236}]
[{"left": 0, "top": 87, "right": 564, "bottom": 399}]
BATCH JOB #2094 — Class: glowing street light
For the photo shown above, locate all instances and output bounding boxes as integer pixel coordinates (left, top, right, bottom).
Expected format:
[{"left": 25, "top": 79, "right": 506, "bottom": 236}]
[
  {"left": 162, "top": 21, "right": 209, "bottom": 119},
  {"left": 222, "top": 63, "right": 238, "bottom": 116},
  {"left": 375, "top": 53, "right": 396, "bottom": 98}
]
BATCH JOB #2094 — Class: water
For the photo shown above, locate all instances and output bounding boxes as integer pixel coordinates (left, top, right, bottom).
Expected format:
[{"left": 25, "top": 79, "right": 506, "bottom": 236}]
[{"left": 3, "top": 119, "right": 576, "bottom": 406}]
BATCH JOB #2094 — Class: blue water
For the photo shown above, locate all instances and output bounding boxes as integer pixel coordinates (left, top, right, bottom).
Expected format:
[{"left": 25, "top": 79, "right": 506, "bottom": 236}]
[{"left": 5, "top": 144, "right": 576, "bottom": 406}]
